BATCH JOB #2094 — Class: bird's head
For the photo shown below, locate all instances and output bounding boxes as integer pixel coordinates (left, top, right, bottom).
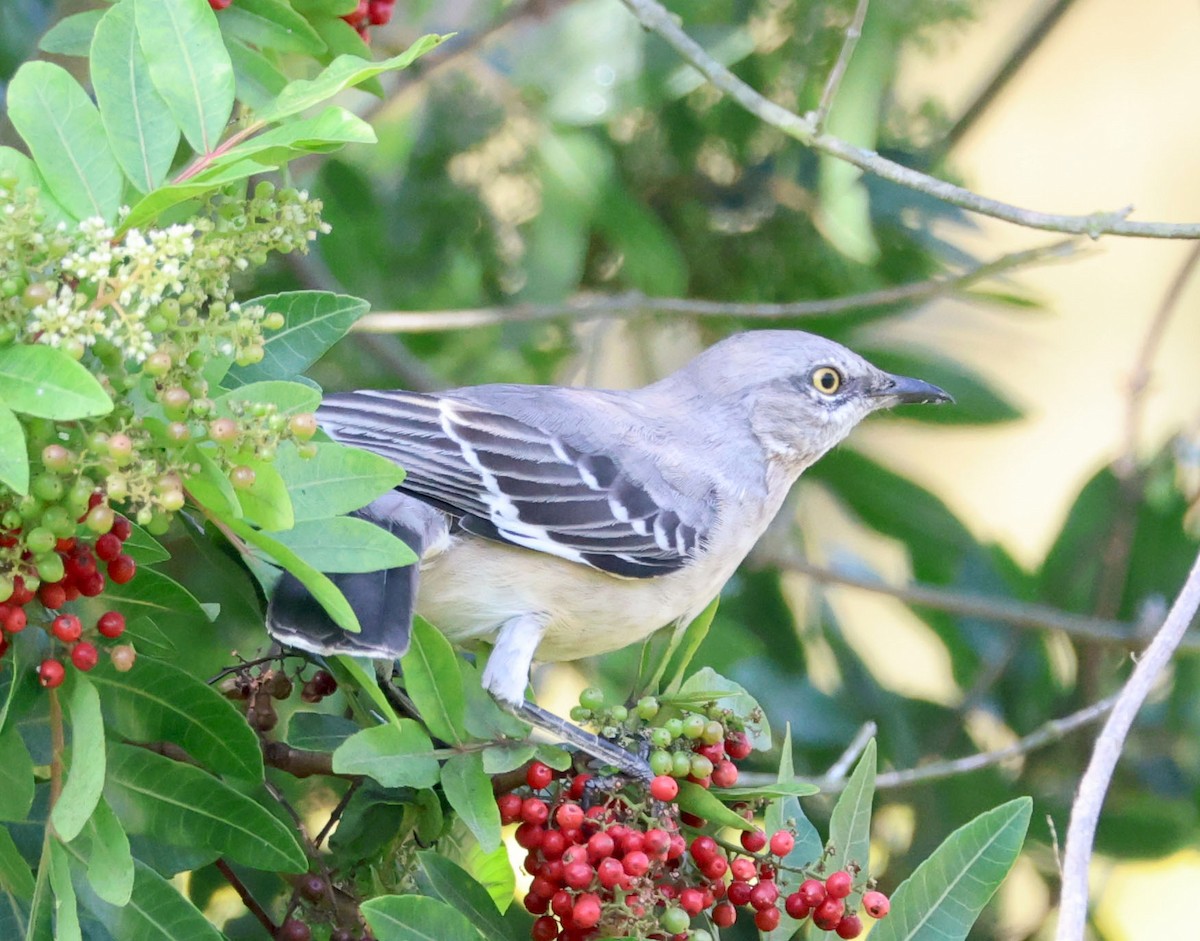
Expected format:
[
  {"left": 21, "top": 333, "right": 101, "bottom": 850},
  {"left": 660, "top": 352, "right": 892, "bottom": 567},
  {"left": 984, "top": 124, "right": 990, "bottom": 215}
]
[{"left": 684, "top": 330, "right": 952, "bottom": 467}]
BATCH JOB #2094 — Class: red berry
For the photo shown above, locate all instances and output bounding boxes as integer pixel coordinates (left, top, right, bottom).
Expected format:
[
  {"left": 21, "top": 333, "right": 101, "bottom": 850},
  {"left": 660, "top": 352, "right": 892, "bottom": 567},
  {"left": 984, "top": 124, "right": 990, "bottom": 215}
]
[
  {"left": 813, "top": 897, "right": 846, "bottom": 931},
  {"left": 731, "top": 857, "right": 756, "bottom": 881},
  {"left": 749, "top": 881, "right": 778, "bottom": 911},
  {"left": 525, "top": 760, "right": 554, "bottom": 790},
  {"left": 711, "top": 759, "right": 739, "bottom": 788},
  {"left": 712, "top": 901, "right": 736, "bottom": 928},
  {"left": 540, "top": 829, "right": 566, "bottom": 860},
  {"left": 97, "top": 611, "right": 126, "bottom": 638},
  {"left": 523, "top": 892, "right": 549, "bottom": 915},
  {"left": 95, "top": 533, "right": 122, "bottom": 562},
  {"left": 107, "top": 555, "right": 136, "bottom": 584},
  {"left": 799, "top": 878, "right": 827, "bottom": 907},
  {"left": 555, "top": 801, "right": 584, "bottom": 830},
  {"left": 754, "top": 907, "right": 781, "bottom": 931},
  {"left": 521, "top": 798, "right": 549, "bottom": 826},
  {"left": 727, "top": 881, "right": 753, "bottom": 906},
  {"left": 725, "top": 731, "right": 752, "bottom": 760},
  {"left": 701, "top": 855, "right": 728, "bottom": 880},
  {"left": 10, "top": 577, "right": 33, "bottom": 606},
  {"left": 644, "top": 828, "right": 671, "bottom": 858},
  {"left": 836, "top": 914, "right": 864, "bottom": 938},
  {"left": 531, "top": 916, "right": 557, "bottom": 941},
  {"left": 826, "top": 870, "right": 853, "bottom": 899},
  {"left": 740, "top": 828, "right": 767, "bottom": 853},
  {"left": 310, "top": 669, "right": 337, "bottom": 696},
  {"left": 367, "top": 0, "right": 394, "bottom": 26},
  {"left": 586, "top": 831, "right": 614, "bottom": 862},
  {"left": 5, "top": 607, "right": 27, "bottom": 633},
  {"left": 551, "top": 890, "right": 574, "bottom": 918},
  {"left": 785, "top": 891, "right": 811, "bottom": 919},
  {"left": 622, "top": 850, "right": 650, "bottom": 877},
  {"left": 769, "top": 830, "right": 795, "bottom": 856},
  {"left": 563, "top": 860, "right": 593, "bottom": 889},
  {"left": 529, "top": 875, "right": 557, "bottom": 899},
  {"left": 571, "top": 893, "right": 601, "bottom": 929},
  {"left": 679, "top": 887, "right": 705, "bottom": 916},
  {"left": 52, "top": 614, "right": 82, "bottom": 643},
  {"left": 39, "top": 659, "right": 65, "bottom": 688},
  {"left": 208, "top": 0, "right": 234, "bottom": 11},
  {"left": 497, "top": 793, "right": 522, "bottom": 824},
  {"left": 71, "top": 642, "right": 99, "bottom": 672},
  {"left": 862, "top": 890, "right": 890, "bottom": 919},
  {"left": 597, "top": 856, "right": 624, "bottom": 888},
  {"left": 78, "top": 572, "right": 105, "bottom": 597},
  {"left": 649, "top": 774, "right": 678, "bottom": 801},
  {"left": 689, "top": 835, "right": 717, "bottom": 863},
  {"left": 38, "top": 582, "right": 67, "bottom": 609},
  {"left": 111, "top": 516, "right": 132, "bottom": 542},
  {"left": 275, "top": 919, "right": 310, "bottom": 941}
]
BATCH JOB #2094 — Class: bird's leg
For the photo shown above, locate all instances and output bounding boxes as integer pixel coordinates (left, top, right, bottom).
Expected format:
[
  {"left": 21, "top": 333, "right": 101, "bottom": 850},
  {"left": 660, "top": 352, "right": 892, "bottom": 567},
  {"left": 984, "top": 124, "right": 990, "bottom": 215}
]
[{"left": 483, "top": 614, "right": 653, "bottom": 782}]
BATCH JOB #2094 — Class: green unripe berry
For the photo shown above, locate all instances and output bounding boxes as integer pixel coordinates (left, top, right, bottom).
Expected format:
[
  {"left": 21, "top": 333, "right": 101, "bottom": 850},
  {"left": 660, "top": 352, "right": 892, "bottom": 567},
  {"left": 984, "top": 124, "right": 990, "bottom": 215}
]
[
  {"left": 31, "top": 473, "right": 64, "bottom": 503},
  {"left": 296, "top": 443, "right": 319, "bottom": 459},
  {"left": 144, "top": 351, "right": 172, "bottom": 377},
  {"left": 229, "top": 466, "right": 256, "bottom": 490},
  {"left": 160, "top": 387, "right": 190, "bottom": 419},
  {"left": 649, "top": 750, "right": 674, "bottom": 776},
  {"left": 147, "top": 512, "right": 171, "bottom": 535},
  {"left": 578, "top": 687, "right": 606, "bottom": 711},
  {"left": 41, "top": 444, "right": 72, "bottom": 472},
  {"left": 108, "top": 433, "right": 134, "bottom": 466},
  {"left": 41, "top": 505, "right": 74, "bottom": 537},
  {"left": 649, "top": 726, "right": 673, "bottom": 749},
  {"left": 2, "top": 509, "right": 21, "bottom": 530},
  {"left": 660, "top": 908, "right": 689, "bottom": 935},
  {"left": 609, "top": 704, "right": 628, "bottom": 723},
  {"left": 689, "top": 754, "right": 714, "bottom": 778},
  {"left": 183, "top": 374, "right": 208, "bottom": 398},
  {"left": 62, "top": 338, "right": 86, "bottom": 361},
  {"left": 36, "top": 552, "right": 64, "bottom": 584},
  {"left": 166, "top": 422, "right": 190, "bottom": 444},
  {"left": 19, "top": 496, "right": 44, "bottom": 521},
  {"left": 663, "top": 718, "right": 684, "bottom": 739},
  {"left": 681, "top": 714, "right": 707, "bottom": 739},
  {"left": 136, "top": 507, "right": 153, "bottom": 526},
  {"left": 85, "top": 504, "right": 115, "bottom": 534},
  {"left": 263, "top": 311, "right": 285, "bottom": 330},
  {"left": 671, "top": 751, "right": 693, "bottom": 778},
  {"left": 569, "top": 705, "right": 591, "bottom": 722},
  {"left": 208, "top": 418, "right": 238, "bottom": 443},
  {"left": 25, "top": 526, "right": 56, "bottom": 555},
  {"left": 159, "top": 489, "right": 185, "bottom": 512},
  {"left": 701, "top": 720, "right": 726, "bottom": 745},
  {"left": 636, "top": 696, "right": 660, "bottom": 720},
  {"left": 21, "top": 282, "right": 54, "bottom": 309},
  {"left": 105, "top": 475, "right": 129, "bottom": 501},
  {"left": 0, "top": 575, "right": 12, "bottom": 603},
  {"left": 145, "top": 314, "right": 168, "bottom": 333},
  {"left": 191, "top": 398, "right": 213, "bottom": 418}
]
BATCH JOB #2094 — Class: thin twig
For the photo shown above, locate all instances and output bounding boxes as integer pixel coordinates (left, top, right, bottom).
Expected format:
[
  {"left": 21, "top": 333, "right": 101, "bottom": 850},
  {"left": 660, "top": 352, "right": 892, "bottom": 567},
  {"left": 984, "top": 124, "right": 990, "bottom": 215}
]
[
  {"left": 812, "top": 0, "right": 871, "bottom": 131},
  {"left": 353, "top": 238, "right": 1078, "bottom": 333},
  {"left": 823, "top": 721, "right": 877, "bottom": 782},
  {"left": 1056, "top": 549, "right": 1200, "bottom": 940},
  {"left": 764, "top": 553, "right": 1193, "bottom": 650},
  {"left": 618, "top": 0, "right": 1200, "bottom": 239},
  {"left": 316, "top": 779, "right": 361, "bottom": 849},
  {"left": 216, "top": 858, "right": 277, "bottom": 936}
]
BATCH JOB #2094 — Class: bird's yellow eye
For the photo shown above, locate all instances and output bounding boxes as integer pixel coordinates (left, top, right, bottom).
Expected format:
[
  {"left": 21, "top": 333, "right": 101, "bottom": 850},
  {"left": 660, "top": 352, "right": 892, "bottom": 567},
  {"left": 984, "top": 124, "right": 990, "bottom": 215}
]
[{"left": 811, "top": 366, "right": 842, "bottom": 395}]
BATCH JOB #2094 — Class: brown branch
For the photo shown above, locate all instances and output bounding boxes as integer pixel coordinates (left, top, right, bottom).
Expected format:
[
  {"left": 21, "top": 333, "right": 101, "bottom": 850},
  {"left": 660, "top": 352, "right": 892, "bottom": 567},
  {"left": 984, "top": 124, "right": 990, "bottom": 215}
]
[
  {"left": 49, "top": 688, "right": 64, "bottom": 810},
  {"left": 617, "top": 0, "right": 1200, "bottom": 239},
  {"left": 812, "top": 0, "right": 871, "bottom": 131},
  {"left": 352, "top": 238, "right": 1079, "bottom": 334},
  {"left": 216, "top": 859, "right": 277, "bottom": 937},
  {"left": 262, "top": 740, "right": 345, "bottom": 779}
]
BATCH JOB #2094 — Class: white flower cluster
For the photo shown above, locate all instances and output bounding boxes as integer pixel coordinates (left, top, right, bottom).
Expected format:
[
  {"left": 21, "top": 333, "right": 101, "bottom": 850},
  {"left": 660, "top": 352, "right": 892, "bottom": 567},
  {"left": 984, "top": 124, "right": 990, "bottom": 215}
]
[{"left": 31, "top": 216, "right": 198, "bottom": 361}]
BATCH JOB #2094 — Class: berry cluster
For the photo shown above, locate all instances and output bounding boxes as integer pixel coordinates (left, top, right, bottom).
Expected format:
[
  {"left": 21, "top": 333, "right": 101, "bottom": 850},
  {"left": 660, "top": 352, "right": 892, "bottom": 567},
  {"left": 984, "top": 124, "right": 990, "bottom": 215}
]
[
  {"left": 0, "top": 498, "right": 139, "bottom": 686},
  {"left": 220, "top": 663, "right": 338, "bottom": 734},
  {"left": 340, "top": 0, "right": 396, "bottom": 42}
]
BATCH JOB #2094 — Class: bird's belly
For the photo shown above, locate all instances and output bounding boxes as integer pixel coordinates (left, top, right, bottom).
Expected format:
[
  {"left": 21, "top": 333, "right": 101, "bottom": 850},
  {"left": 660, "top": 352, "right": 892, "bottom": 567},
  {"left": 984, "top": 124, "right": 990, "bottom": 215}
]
[{"left": 412, "top": 538, "right": 726, "bottom": 662}]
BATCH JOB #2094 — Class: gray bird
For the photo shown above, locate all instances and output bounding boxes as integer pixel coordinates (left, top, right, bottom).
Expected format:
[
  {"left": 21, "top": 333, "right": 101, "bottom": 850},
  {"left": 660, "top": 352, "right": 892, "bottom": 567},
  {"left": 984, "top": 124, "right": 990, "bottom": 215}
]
[{"left": 268, "top": 330, "right": 951, "bottom": 773}]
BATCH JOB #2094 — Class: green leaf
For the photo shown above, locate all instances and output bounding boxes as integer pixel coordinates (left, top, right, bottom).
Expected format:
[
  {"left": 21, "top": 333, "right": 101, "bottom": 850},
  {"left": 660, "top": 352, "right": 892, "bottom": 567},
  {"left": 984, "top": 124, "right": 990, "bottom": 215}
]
[
  {"left": 461, "top": 657, "right": 529, "bottom": 741},
  {"left": 75, "top": 798, "right": 134, "bottom": 907},
  {"left": 90, "top": 1, "right": 180, "bottom": 194},
  {"left": 224, "top": 292, "right": 371, "bottom": 386},
  {"left": 869, "top": 798, "right": 1032, "bottom": 941},
  {"left": 676, "top": 667, "right": 771, "bottom": 751},
  {"left": 182, "top": 446, "right": 242, "bottom": 519},
  {"left": 71, "top": 854, "right": 222, "bottom": 941},
  {"left": 86, "top": 567, "right": 210, "bottom": 632},
  {"left": 47, "top": 841, "right": 81, "bottom": 941},
  {"left": 217, "top": 107, "right": 374, "bottom": 166},
  {"left": 226, "top": 38, "right": 289, "bottom": 111},
  {"left": 661, "top": 597, "right": 719, "bottom": 695},
  {"left": 104, "top": 743, "right": 306, "bottom": 872},
  {"left": 827, "top": 739, "right": 876, "bottom": 880},
  {"left": 276, "top": 441, "right": 405, "bottom": 522},
  {"left": 441, "top": 752, "right": 501, "bottom": 853},
  {"left": 0, "top": 346, "right": 112, "bottom": 420},
  {"left": 361, "top": 894, "right": 485, "bottom": 941},
  {"left": 38, "top": 10, "right": 104, "bottom": 56},
  {"left": 402, "top": 617, "right": 467, "bottom": 746},
  {"left": 24, "top": 835, "right": 52, "bottom": 941},
  {"left": 133, "top": 0, "right": 235, "bottom": 154},
  {"left": 234, "top": 458, "right": 294, "bottom": 531},
  {"left": 332, "top": 721, "right": 439, "bottom": 788},
  {"left": 481, "top": 742, "right": 536, "bottom": 775},
  {"left": 0, "top": 825, "right": 34, "bottom": 902},
  {"left": 0, "top": 727, "right": 34, "bottom": 821},
  {"left": 674, "top": 781, "right": 755, "bottom": 832},
  {"left": 414, "top": 852, "right": 521, "bottom": 941},
  {"left": 0, "top": 405, "right": 29, "bottom": 496},
  {"left": 228, "top": 517, "right": 361, "bottom": 633},
  {"left": 119, "top": 157, "right": 272, "bottom": 232},
  {"left": 286, "top": 712, "right": 360, "bottom": 751},
  {"left": 6, "top": 62, "right": 124, "bottom": 221},
  {"left": 269, "top": 516, "right": 417, "bottom": 572},
  {"left": 88, "top": 656, "right": 263, "bottom": 780},
  {"left": 118, "top": 523, "right": 172, "bottom": 565},
  {"left": 50, "top": 675, "right": 105, "bottom": 842},
  {"left": 255, "top": 38, "right": 446, "bottom": 124},
  {"left": 214, "top": 379, "right": 321, "bottom": 417},
  {"left": 441, "top": 818, "right": 516, "bottom": 913},
  {"left": 712, "top": 780, "right": 820, "bottom": 800},
  {"left": 218, "top": 0, "right": 326, "bottom": 54}
]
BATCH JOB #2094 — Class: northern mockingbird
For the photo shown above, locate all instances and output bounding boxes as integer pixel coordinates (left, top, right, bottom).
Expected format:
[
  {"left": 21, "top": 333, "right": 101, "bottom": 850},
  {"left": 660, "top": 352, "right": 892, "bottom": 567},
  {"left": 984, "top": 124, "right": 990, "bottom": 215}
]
[{"left": 268, "top": 330, "right": 950, "bottom": 772}]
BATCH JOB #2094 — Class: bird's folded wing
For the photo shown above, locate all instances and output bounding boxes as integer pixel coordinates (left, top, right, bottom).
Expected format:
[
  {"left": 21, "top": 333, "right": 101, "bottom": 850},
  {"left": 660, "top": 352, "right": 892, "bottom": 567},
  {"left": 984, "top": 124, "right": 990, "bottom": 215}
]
[{"left": 317, "top": 389, "right": 713, "bottom": 577}]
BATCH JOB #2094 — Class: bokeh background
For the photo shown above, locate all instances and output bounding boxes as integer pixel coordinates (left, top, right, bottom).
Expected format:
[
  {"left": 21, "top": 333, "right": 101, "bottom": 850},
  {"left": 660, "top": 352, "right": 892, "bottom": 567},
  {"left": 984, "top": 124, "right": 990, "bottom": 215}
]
[{"left": 6, "top": 0, "right": 1200, "bottom": 937}]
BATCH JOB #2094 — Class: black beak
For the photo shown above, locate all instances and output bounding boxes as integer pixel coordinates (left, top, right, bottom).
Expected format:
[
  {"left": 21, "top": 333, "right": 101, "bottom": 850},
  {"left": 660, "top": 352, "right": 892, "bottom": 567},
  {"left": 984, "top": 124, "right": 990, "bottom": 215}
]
[{"left": 875, "top": 373, "right": 954, "bottom": 405}]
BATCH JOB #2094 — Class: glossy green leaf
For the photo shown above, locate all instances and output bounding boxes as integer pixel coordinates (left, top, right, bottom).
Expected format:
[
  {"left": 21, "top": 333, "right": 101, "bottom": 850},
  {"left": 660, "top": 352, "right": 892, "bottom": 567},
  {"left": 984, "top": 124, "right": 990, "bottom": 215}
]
[
  {"left": 440, "top": 752, "right": 501, "bottom": 853},
  {"left": 91, "top": 1, "right": 180, "bottom": 193},
  {"left": 0, "top": 727, "right": 34, "bottom": 821},
  {"left": 71, "top": 855, "right": 222, "bottom": 941},
  {"left": 224, "top": 292, "right": 371, "bottom": 386},
  {"left": 38, "top": 10, "right": 104, "bottom": 56},
  {"left": 441, "top": 818, "right": 516, "bottom": 913},
  {"left": 361, "top": 894, "right": 485, "bottom": 941},
  {"left": 228, "top": 517, "right": 360, "bottom": 632},
  {"left": 226, "top": 38, "right": 290, "bottom": 110},
  {"left": 0, "top": 346, "right": 113, "bottom": 420},
  {"left": 332, "top": 721, "right": 439, "bottom": 788},
  {"left": 713, "top": 780, "right": 820, "bottom": 800},
  {"left": 402, "top": 617, "right": 467, "bottom": 745},
  {"left": 47, "top": 841, "right": 81, "bottom": 941},
  {"left": 255, "top": 37, "right": 446, "bottom": 124},
  {"left": 461, "top": 658, "right": 528, "bottom": 741},
  {"left": 676, "top": 667, "right": 771, "bottom": 750},
  {"left": 182, "top": 446, "right": 242, "bottom": 519},
  {"left": 133, "top": 0, "right": 235, "bottom": 154},
  {"left": 104, "top": 743, "right": 306, "bottom": 872},
  {"left": 24, "top": 834, "right": 52, "bottom": 941},
  {"left": 88, "top": 656, "right": 263, "bottom": 780},
  {"left": 50, "top": 675, "right": 105, "bottom": 842},
  {"left": 675, "top": 781, "right": 755, "bottom": 833},
  {"left": 118, "top": 523, "right": 172, "bottom": 565},
  {"left": 0, "top": 825, "right": 34, "bottom": 902},
  {"left": 276, "top": 442, "right": 405, "bottom": 522},
  {"left": 869, "top": 798, "right": 1032, "bottom": 941},
  {"left": 286, "top": 712, "right": 360, "bottom": 751},
  {"left": 219, "top": 106, "right": 374, "bottom": 165},
  {"left": 234, "top": 458, "right": 294, "bottom": 531},
  {"left": 0, "top": 406, "right": 29, "bottom": 496},
  {"left": 660, "top": 597, "right": 719, "bottom": 695},
  {"left": 86, "top": 567, "right": 210, "bottom": 631},
  {"left": 219, "top": 0, "right": 325, "bottom": 54},
  {"left": 6, "top": 62, "right": 123, "bottom": 221},
  {"left": 827, "top": 739, "right": 876, "bottom": 882},
  {"left": 213, "top": 380, "right": 321, "bottom": 417},
  {"left": 414, "top": 853, "right": 522, "bottom": 941},
  {"left": 75, "top": 798, "right": 134, "bottom": 907},
  {"left": 269, "top": 516, "right": 417, "bottom": 572},
  {"left": 119, "top": 157, "right": 272, "bottom": 232}
]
